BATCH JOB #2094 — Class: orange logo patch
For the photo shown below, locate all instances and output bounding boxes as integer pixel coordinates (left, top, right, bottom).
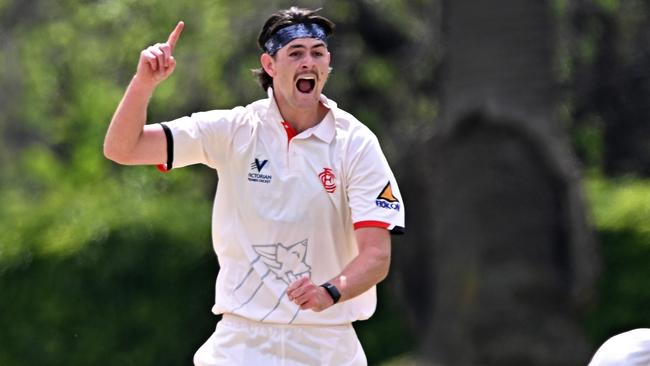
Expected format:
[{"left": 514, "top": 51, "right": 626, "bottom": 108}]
[
  {"left": 377, "top": 182, "right": 399, "bottom": 202},
  {"left": 376, "top": 182, "right": 401, "bottom": 211}
]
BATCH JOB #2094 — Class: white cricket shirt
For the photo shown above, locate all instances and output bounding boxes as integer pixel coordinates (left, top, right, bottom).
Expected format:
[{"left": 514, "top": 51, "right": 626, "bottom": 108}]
[
  {"left": 589, "top": 329, "right": 650, "bottom": 366},
  {"left": 160, "top": 88, "right": 405, "bottom": 325}
]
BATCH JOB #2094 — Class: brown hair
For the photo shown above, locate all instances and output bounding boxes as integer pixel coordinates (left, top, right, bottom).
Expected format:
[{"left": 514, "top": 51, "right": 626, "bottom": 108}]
[{"left": 252, "top": 7, "right": 335, "bottom": 92}]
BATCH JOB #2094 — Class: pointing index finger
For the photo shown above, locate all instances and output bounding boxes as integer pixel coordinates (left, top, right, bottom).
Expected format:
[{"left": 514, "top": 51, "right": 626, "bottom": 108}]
[{"left": 167, "top": 21, "right": 184, "bottom": 51}]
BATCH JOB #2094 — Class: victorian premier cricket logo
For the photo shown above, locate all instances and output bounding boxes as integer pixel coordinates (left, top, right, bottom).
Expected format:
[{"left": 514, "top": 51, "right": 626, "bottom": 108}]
[
  {"left": 248, "top": 157, "right": 272, "bottom": 183},
  {"left": 231, "top": 239, "right": 311, "bottom": 323}
]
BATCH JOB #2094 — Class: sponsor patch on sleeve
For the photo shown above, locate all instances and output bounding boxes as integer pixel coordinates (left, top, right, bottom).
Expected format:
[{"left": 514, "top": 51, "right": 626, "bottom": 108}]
[{"left": 375, "top": 181, "right": 401, "bottom": 211}]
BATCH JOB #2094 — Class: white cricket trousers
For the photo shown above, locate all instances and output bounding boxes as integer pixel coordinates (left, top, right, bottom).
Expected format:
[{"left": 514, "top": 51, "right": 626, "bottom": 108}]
[{"left": 193, "top": 314, "right": 368, "bottom": 366}]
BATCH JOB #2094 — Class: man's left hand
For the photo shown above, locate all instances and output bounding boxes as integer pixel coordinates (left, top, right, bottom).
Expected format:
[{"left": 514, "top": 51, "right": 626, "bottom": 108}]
[{"left": 286, "top": 276, "right": 334, "bottom": 312}]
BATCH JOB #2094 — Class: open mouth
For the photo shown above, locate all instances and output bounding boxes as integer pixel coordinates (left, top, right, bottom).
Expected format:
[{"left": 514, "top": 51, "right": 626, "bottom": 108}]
[{"left": 295, "top": 75, "right": 316, "bottom": 94}]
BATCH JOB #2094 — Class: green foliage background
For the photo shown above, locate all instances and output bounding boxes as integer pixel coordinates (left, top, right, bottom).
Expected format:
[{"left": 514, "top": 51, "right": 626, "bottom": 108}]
[
  {"left": 0, "top": 0, "right": 648, "bottom": 365},
  {"left": 0, "top": 1, "right": 419, "bottom": 364},
  {"left": 583, "top": 176, "right": 650, "bottom": 344}
]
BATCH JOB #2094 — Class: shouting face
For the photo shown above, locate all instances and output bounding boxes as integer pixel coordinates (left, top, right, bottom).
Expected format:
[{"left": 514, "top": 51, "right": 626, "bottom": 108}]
[{"left": 261, "top": 37, "right": 331, "bottom": 112}]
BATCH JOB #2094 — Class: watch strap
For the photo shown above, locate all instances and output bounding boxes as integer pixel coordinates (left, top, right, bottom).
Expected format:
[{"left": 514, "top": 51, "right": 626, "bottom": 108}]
[{"left": 320, "top": 282, "right": 341, "bottom": 304}]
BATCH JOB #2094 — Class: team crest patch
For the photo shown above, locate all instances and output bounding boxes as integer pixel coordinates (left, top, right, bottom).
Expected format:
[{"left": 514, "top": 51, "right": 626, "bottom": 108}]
[
  {"left": 376, "top": 181, "right": 401, "bottom": 211},
  {"left": 248, "top": 158, "right": 272, "bottom": 183},
  {"left": 319, "top": 168, "right": 336, "bottom": 193}
]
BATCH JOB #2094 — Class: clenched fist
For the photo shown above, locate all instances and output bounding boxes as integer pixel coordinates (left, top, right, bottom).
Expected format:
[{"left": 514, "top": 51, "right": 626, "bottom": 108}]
[{"left": 286, "top": 276, "right": 336, "bottom": 312}]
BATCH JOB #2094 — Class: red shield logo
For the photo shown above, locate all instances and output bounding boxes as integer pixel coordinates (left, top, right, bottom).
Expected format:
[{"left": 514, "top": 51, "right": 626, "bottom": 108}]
[{"left": 319, "top": 168, "right": 336, "bottom": 193}]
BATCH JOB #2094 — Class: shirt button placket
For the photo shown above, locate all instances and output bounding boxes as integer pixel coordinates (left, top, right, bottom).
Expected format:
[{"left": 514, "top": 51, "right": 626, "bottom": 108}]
[{"left": 288, "top": 143, "right": 300, "bottom": 174}]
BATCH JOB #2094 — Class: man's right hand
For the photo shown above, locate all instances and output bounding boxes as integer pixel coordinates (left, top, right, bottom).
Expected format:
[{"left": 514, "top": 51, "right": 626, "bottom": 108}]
[
  {"left": 104, "top": 21, "right": 184, "bottom": 165},
  {"left": 136, "top": 21, "right": 184, "bottom": 86}
]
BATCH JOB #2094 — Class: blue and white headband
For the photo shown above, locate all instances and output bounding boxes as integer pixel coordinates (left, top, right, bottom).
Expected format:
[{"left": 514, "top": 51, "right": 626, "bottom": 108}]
[{"left": 263, "top": 23, "right": 328, "bottom": 55}]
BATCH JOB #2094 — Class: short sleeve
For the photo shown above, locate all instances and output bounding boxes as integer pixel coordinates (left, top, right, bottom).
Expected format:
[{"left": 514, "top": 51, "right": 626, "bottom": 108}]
[
  {"left": 159, "top": 107, "right": 247, "bottom": 170},
  {"left": 346, "top": 131, "right": 405, "bottom": 235}
]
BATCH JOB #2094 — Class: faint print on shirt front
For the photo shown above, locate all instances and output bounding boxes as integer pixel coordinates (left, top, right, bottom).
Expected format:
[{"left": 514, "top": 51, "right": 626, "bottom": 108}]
[{"left": 231, "top": 239, "right": 311, "bottom": 323}]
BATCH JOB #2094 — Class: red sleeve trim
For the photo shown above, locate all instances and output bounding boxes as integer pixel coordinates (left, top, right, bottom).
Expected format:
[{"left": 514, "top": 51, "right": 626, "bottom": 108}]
[{"left": 354, "top": 220, "right": 391, "bottom": 230}]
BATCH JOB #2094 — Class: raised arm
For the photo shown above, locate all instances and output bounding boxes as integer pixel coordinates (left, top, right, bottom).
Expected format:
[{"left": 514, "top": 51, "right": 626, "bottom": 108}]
[{"left": 103, "top": 21, "right": 184, "bottom": 165}]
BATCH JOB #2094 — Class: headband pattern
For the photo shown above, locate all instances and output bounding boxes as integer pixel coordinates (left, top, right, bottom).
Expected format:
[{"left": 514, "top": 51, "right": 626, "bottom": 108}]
[{"left": 264, "top": 23, "right": 327, "bottom": 55}]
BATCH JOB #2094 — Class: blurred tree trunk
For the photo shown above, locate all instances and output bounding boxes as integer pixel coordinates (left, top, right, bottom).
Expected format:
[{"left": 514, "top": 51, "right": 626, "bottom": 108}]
[
  {"left": 402, "top": 1, "right": 600, "bottom": 364},
  {"left": 571, "top": 0, "right": 650, "bottom": 176}
]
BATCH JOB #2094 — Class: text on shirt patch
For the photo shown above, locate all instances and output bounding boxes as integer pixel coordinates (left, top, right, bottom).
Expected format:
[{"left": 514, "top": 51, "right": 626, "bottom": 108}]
[
  {"left": 319, "top": 168, "right": 336, "bottom": 193},
  {"left": 376, "top": 181, "right": 401, "bottom": 211},
  {"left": 248, "top": 158, "right": 272, "bottom": 183}
]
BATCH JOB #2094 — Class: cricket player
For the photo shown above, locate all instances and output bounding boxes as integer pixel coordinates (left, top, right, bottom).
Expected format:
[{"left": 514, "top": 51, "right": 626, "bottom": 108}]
[{"left": 104, "top": 7, "right": 405, "bottom": 365}]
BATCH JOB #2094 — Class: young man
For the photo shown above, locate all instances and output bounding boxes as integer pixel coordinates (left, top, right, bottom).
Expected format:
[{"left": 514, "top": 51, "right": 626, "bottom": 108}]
[{"left": 104, "top": 7, "right": 405, "bottom": 365}]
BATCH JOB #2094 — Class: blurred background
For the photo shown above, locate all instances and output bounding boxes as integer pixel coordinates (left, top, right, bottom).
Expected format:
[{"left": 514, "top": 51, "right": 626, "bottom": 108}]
[{"left": 0, "top": 0, "right": 649, "bottom": 365}]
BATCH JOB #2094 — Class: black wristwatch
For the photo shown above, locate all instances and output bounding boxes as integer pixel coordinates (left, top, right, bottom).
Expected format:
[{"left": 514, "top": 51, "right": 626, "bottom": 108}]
[{"left": 320, "top": 282, "right": 341, "bottom": 304}]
